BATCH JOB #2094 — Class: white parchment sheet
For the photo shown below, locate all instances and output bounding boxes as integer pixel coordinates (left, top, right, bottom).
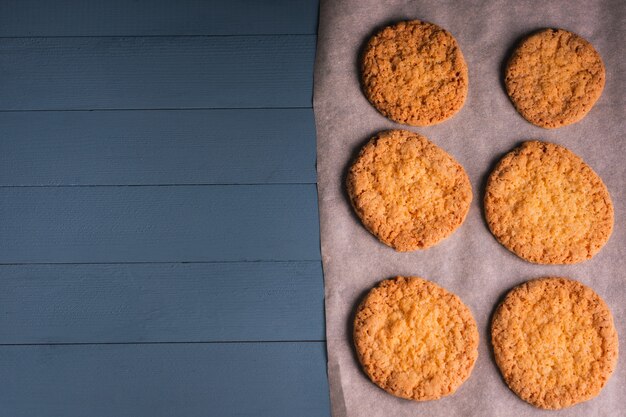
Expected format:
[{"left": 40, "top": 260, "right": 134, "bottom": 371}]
[{"left": 313, "top": 0, "right": 626, "bottom": 416}]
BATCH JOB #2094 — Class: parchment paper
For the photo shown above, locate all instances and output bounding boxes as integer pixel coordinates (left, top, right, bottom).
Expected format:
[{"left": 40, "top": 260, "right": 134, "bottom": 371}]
[{"left": 314, "top": 1, "right": 626, "bottom": 416}]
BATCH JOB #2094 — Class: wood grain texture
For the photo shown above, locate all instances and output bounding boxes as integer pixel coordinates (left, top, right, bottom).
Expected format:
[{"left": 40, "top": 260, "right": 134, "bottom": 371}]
[
  {"left": 0, "top": 342, "right": 330, "bottom": 417},
  {"left": 0, "top": 0, "right": 328, "bottom": 414},
  {"left": 0, "top": 185, "right": 320, "bottom": 263},
  {"left": 0, "top": 262, "right": 324, "bottom": 344},
  {"left": 0, "top": 109, "right": 316, "bottom": 185},
  {"left": 0, "top": 36, "right": 315, "bottom": 110},
  {"left": 0, "top": 0, "right": 319, "bottom": 37}
]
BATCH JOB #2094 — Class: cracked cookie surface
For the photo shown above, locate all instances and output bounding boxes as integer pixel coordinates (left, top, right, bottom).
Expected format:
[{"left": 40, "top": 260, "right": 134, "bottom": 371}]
[
  {"left": 354, "top": 276, "right": 479, "bottom": 401},
  {"left": 492, "top": 277, "right": 618, "bottom": 409},
  {"left": 361, "top": 20, "right": 468, "bottom": 126},
  {"left": 347, "top": 130, "right": 472, "bottom": 251},
  {"left": 505, "top": 28, "right": 605, "bottom": 128},
  {"left": 484, "top": 141, "right": 613, "bottom": 264}
]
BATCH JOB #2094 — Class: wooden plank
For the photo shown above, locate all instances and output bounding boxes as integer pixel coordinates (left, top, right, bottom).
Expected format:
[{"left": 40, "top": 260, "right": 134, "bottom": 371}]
[
  {"left": 0, "top": 36, "right": 315, "bottom": 110},
  {"left": 0, "top": 262, "right": 324, "bottom": 344},
  {"left": 0, "top": 109, "right": 316, "bottom": 186},
  {"left": 0, "top": 342, "right": 330, "bottom": 417},
  {"left": 0, "top": 185, "right": 320, "bottom": 263},
  {"left": 0, "top": 0, "right": 319, "bottom": 37}
]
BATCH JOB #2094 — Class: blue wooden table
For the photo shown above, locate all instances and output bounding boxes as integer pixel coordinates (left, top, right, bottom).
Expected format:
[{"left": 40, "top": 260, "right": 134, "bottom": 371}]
[{"left": 0, "top": 1, "right": 329, "bottom": 415}]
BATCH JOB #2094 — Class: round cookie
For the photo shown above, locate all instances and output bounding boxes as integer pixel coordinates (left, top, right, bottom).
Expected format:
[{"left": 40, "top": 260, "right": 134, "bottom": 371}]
[
  {"left": 354, "top": 276, "right": 479, "bottom": 401},
  {"left": 505, "top": 28, "right": 605, "bottom": 128},
  {"left": 484, "top": 141, "right": 613, "bottom": 264},
  {"left": 361, "top": 20, "right": 468, "bottom": 126},
  {"left": 491, "top": 277, "right": 618, "bottom": 409},
  {"left": 347, "top": 130, "right": 472, "bottom": 251}
]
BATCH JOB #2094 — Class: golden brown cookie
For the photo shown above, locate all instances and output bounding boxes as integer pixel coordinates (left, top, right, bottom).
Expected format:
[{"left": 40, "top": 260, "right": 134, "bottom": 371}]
[
  {"left": 484, "top": 141, "right": 613, "bottom": 264},
  {"left": 361, "top": 20, "right": 468, "bottom": 126},
  {"left": 505, "top": 28, "right": 605, "bottom": 128},
  {"left": 492, "top": 277, "right": 618, "bottom": 409},
  {"left": 354, "top": 276, "right": 479, "bottom": 401},
  {"left": 347, "top": 130, "right": 472, "bottom": 251}
]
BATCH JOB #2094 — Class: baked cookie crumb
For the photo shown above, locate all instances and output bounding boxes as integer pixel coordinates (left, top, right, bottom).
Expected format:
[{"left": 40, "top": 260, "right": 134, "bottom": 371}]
[
  {"left": 505, "top": 28, "right": 605, "bottom": 128},
  {"left": 361, "top": 20, "right": 468, "bottom": 126},
  {"left": 354, "top": 276, "right": 479, "bottom": 401},
  {"left": 347, "top": 129, "right": 472, "bottom": 251},
  {"left": 484, "top": 140, "right": 613, "bottom": 264},
  {"left": 492, "top": 277, "right": 618, "bottom": 409}
]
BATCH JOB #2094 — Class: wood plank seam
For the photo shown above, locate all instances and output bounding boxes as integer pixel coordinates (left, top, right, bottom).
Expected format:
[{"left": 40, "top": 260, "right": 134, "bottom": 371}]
[
  {"left": 0, "top": 340, "right": 326, "bottom": 346},
  {"left": 0, "top": 107, "right": 313, "bottom": 112},
  {"left": 0, "top": 183, "right": 317, "bottom": 188}
]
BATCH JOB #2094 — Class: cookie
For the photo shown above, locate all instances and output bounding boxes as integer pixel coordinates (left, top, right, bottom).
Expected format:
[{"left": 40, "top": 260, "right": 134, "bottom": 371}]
[
  {"left": 484, "top": 141, "right": 613, "bottom": 264},
  {"left": 347, "top": 130, "right": 472, "bottom": 251},
  {"left": 361, "top": 20, "right": 468, "bottom": 126},
  {"left": 505, "top": 28, "right": 605, "bottom": 128},
  {"left": 354, "top": 276, "right": 479, "bottom": 401},
  {"left": 492, "top": 277, "right": 618, "bottom": 409}
]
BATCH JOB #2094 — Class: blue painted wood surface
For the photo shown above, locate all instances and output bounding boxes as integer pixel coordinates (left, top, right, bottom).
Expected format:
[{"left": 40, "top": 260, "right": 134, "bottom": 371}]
[
  {"left": 0, "top": 0, "right": 328, "bottom": 415},
  {"left": 0, "top": 36, "right": 315, "bottom": 110},
  {"left": 0, "top": 109, "right": 316, "bottom": 185},
  {"left": 0, "top": 262, "right": 324, "bottom": 343},
  {"left": 0, "top": 342, "right": 330, "bottom": 417},
  {"left": 0, "top": 0, "right": 319, "bottom": 36},
  {"left": 0, "top": 185, "right": 320, "bottom": 263}
]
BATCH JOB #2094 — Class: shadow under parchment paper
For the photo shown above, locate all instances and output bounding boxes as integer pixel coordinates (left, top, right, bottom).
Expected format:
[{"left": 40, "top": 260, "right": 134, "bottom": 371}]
[{"left": 314, "top": 1, "right": 626, "bottom": 416}]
